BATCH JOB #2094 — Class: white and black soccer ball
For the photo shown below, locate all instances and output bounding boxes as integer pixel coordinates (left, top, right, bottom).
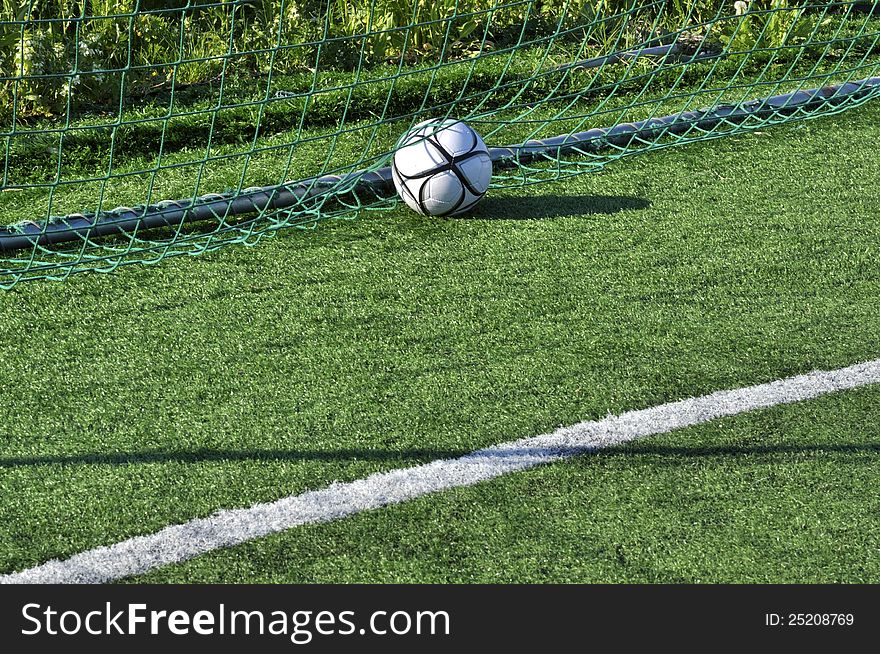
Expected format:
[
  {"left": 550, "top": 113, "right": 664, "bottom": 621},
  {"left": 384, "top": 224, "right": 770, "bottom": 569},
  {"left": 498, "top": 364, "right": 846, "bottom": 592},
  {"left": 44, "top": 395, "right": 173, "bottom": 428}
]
[{"left": 391, "top": 118, "right": 492, "bottom": 216}]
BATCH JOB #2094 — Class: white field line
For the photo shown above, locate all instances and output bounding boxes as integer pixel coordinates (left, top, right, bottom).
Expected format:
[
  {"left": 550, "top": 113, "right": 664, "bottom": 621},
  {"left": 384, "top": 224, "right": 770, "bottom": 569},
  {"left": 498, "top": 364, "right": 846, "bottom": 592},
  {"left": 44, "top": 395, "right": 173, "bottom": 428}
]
[{"left": 4, "top": 359, "right": 880, "bottom": 584}]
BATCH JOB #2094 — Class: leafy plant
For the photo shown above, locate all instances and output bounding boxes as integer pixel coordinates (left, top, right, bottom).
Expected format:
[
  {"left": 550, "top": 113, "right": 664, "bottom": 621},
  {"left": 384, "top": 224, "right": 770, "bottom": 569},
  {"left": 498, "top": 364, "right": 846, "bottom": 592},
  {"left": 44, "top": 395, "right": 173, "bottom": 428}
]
[
  {"left": 715, "top": 0, "right": 820, "bottom": 53},
  {"left": 0, "top": 1, "right": 859, "bottom": 122},
  {"left": 320, "top": 0, "right": 492, "bottom": 67}
]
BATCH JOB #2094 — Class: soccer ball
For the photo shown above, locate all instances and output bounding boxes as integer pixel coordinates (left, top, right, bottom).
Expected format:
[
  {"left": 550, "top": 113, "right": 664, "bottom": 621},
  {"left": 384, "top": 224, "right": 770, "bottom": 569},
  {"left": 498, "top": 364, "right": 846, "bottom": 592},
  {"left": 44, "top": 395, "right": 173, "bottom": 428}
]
[{"left": 391, "top": 118, "right": 492, "bottom": 216}]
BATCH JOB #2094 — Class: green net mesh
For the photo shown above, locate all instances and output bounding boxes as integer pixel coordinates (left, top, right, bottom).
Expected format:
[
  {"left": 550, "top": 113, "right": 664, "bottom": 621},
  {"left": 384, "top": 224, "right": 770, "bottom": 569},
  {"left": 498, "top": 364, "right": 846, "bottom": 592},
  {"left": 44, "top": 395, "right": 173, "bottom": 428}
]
[{"left": 2, "top": 1, "right": 879, "bottom": 287}]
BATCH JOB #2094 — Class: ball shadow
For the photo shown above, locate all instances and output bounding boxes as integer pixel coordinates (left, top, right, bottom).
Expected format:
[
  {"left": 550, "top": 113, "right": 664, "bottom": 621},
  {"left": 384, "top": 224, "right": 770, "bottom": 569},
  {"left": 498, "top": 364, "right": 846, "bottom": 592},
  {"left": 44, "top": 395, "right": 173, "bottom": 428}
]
[{"left": 463, "top": 194, "right": 651, "bottom": 220}]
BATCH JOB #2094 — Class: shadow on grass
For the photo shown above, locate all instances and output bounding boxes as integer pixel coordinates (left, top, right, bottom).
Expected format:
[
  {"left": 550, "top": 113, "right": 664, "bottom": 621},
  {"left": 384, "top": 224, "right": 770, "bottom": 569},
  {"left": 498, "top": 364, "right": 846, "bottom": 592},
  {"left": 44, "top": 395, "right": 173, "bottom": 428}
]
[
  {"left": 465, "top": 194, "right": 651, "bottom": 220},
  {"left": 581, "top": 442, "right": 880, "bottom": 464},
  {"left": 0, "top": 442, "right": 877, "bottom": 469},
  {"left": 0, "top": 448, "right": 466, "bottom": 468}
]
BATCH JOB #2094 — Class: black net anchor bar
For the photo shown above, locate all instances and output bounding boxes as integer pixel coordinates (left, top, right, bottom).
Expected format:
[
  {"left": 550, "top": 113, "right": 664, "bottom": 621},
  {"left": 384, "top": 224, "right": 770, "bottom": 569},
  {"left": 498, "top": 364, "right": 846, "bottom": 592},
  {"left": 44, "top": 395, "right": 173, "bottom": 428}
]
[
  {"left": 2, "top": 75, "right": 879, "bottom": 254},
  {"left": 489, "top": 76, "right": 880, "bottom": 164}
]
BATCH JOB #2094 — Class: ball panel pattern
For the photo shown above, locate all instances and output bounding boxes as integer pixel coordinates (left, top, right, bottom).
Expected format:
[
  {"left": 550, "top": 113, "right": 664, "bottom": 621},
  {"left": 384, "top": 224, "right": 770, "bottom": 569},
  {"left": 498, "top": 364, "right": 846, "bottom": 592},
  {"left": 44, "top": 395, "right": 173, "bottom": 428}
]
[
  {"left": 391, "top": 165, "right": 428, "bottom": 215},
  {"left": 421, "top": 171, "right": 466, "bottom": 216},
  {"left": 454, "top": 152, "right": 492, "bottom": 195},
  {"left": 391, "top": 118, "right": 492, "bottom": 216}
]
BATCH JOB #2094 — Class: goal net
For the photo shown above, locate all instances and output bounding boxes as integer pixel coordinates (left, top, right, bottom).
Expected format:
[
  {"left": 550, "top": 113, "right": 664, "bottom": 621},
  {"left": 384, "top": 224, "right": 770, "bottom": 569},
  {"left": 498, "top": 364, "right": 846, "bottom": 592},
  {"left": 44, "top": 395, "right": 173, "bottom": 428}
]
[{"left": 2, "top": 1, "right": 879, "bottom": 287}]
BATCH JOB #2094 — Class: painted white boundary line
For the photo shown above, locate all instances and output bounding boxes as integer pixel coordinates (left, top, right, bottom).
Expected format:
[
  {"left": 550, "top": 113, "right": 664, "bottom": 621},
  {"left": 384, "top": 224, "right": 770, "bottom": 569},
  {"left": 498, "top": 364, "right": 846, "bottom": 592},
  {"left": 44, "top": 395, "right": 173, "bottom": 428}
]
[{"left": 4, "top": 359, "right": 880, "bottom": 584}]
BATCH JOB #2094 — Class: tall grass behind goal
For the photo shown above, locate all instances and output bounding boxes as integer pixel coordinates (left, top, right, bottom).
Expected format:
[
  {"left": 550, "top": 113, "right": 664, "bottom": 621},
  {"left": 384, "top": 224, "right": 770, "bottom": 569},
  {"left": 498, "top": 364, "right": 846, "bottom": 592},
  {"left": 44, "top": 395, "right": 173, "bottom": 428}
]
[{"left": 1, "top": 1, "right": 879, "bottom": 287}]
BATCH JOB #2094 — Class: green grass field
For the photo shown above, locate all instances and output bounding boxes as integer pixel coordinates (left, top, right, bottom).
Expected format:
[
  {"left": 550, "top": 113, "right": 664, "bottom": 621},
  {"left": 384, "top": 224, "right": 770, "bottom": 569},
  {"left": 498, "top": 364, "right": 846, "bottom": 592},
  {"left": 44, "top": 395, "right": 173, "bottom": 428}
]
[
  {"left": 134, "top": 385, "right": 880, "bottom": 583},
  {"left": 1, "top": 99, "right": 879, "bottom": 583}
]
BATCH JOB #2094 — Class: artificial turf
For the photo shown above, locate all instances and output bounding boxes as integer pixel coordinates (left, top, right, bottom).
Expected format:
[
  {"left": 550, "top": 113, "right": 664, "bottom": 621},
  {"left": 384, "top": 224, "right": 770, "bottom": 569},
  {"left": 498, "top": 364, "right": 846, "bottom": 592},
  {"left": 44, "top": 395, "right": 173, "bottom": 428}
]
[
  {"left": 1, "top": 99, "right": 879, "bottom": 582},
  {"left": 133, "top": 384, "right": 880, "bottom": 583}
]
